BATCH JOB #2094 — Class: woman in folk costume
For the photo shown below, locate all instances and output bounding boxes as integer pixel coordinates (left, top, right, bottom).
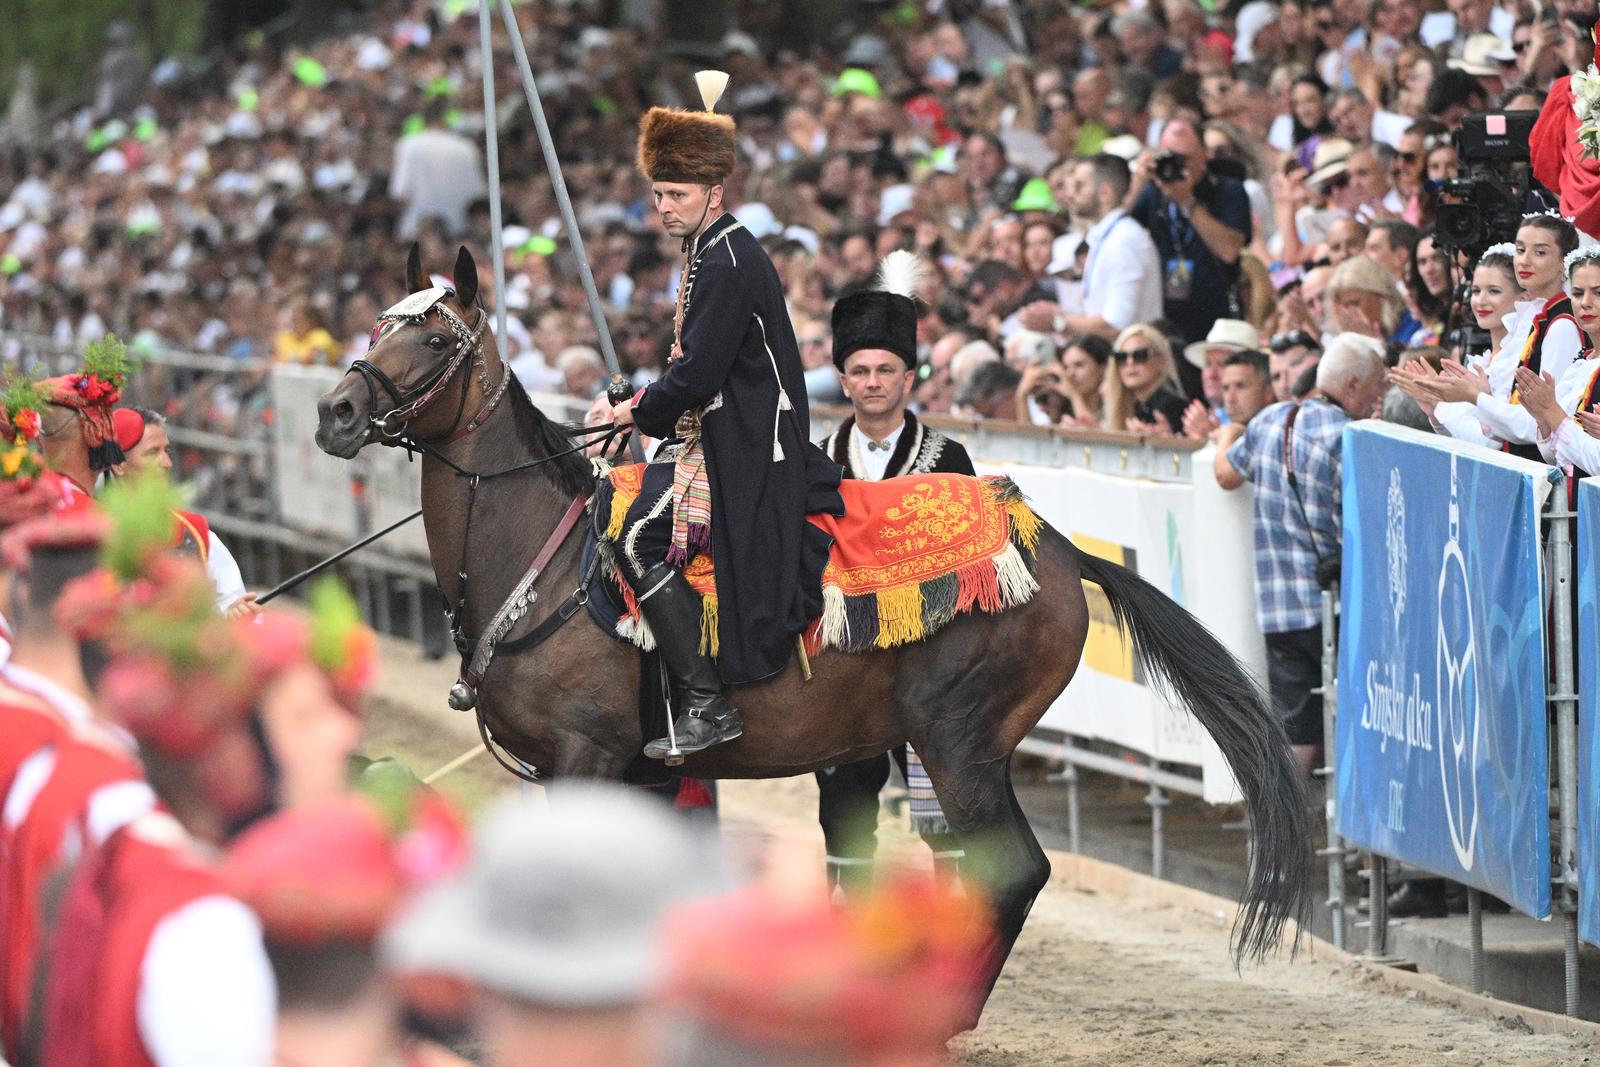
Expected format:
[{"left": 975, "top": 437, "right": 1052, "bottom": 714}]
[
  {"left": 814, "top": 251, "right": 970, "bottom": 893},
  {"left": 610, "top": 71, "right": 844, "bottom": 760},
  {"left": 1513, "top": 247, "right": 1600, "bottom": 476},
  {"left": 1399, "top": 214, "right": 1585, "bottom": 459},
  {"left": 29, "top": 569, "right": 373, "bottom": 1067},
  {"left": 34, "top": 334, "right": 134, "bottom": 499}
]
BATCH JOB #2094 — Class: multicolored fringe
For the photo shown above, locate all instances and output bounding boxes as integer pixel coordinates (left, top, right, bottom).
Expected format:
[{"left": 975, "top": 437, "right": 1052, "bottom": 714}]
[
  {"left": 814, "top": 478, "right": 1041, "bottom": 655},
  {"left": 904, "top": 744, "right": 948, "bottom": 836}
]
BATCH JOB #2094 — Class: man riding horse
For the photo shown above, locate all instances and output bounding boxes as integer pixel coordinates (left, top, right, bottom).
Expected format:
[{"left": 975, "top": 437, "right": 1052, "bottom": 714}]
[{"left": 610, "top": 73, "right": 844, "bottom": 760}]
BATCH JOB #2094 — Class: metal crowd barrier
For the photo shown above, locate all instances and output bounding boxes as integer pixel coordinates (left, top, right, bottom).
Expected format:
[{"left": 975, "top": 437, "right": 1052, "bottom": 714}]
[{"left": 1331, "top": 423, "right": 1583, "bottom": 1016}]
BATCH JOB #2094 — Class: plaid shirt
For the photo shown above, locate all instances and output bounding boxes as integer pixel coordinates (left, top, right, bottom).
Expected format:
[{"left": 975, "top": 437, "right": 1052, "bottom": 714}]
[{"left": 1226, "top": 398, "right": 1347, "bottom": 634}]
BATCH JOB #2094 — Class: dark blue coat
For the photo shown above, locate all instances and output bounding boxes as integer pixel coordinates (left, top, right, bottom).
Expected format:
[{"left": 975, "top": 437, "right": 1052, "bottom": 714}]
[{"left": 633, "top": 212, "right": 844, "bottom": 684}]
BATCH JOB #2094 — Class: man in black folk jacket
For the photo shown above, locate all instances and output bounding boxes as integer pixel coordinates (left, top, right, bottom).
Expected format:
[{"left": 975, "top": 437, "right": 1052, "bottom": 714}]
[
  {"left": 814, "top": 253, "right": 973, "bottom": 892},
  {"left": 612, "top": 73, "right": 843, "bottom": 759}
]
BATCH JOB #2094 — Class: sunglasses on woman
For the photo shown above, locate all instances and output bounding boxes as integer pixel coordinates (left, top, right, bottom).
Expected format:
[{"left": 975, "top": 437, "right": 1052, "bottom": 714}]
[
  {"left": 1112, "top": 347, "right": 1154, "bottom": 365},
  {"left": 1270, "top": 330, "right": 1319, "bottom": 352}
]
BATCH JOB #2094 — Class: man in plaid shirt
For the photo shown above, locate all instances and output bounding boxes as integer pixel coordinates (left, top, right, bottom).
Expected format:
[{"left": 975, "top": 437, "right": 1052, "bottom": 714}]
[{"left": 1214, "top": 334, "right": 1389, "bottom": 775}]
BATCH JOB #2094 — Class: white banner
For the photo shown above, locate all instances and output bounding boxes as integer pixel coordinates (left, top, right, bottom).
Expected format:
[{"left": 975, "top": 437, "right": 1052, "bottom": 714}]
[{"left": 269, "top": 365, "right": 359, "bottom": 541}]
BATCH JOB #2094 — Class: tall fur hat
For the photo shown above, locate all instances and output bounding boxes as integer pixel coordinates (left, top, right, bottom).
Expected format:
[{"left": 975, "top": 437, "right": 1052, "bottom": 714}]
[
  {"left": 637, "top": 71, "right": 737, "bottom": 185},
  {"left": 832, "top": 251, "right": 925, "bottom": 370}
]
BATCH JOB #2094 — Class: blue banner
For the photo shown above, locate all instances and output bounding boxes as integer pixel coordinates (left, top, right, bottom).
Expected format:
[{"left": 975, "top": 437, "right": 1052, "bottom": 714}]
[
  {"left": 1336, "top": 425, "right": 1550, "bottom": 917},
  {"left": 1579, "top": 482, "right": 1600, "bottom": 945}
]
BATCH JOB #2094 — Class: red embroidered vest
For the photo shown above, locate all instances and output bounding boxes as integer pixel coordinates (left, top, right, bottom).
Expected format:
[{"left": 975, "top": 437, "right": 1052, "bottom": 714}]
[
  {"left": 170, "top": 510, "right": 211, "bottom": 565},
  {"left": 1505, "top": 294, "right": 1577, "bottom": 462}
]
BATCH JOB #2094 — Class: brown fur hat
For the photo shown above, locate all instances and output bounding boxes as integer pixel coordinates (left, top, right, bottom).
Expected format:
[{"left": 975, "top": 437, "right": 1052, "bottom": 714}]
[{"left": 636, "top": 107, "right": 737, "bottom": 185}]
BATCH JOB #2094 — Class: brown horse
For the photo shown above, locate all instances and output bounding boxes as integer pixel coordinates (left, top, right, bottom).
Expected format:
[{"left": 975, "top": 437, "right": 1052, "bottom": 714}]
[{"left": 316, "top": 247, "right": 1312, "bottom": 1024}]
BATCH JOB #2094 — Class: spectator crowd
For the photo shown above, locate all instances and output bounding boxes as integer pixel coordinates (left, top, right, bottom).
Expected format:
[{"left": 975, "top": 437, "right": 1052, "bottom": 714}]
[{"left": 0, "top": 0, "right": 1593, "bottom": 436}]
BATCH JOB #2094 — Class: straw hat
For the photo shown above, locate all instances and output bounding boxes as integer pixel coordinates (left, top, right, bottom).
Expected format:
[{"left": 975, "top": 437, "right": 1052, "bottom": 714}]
[{"left": 1183, "top": 319, "right": 1261, "bottom": 368}]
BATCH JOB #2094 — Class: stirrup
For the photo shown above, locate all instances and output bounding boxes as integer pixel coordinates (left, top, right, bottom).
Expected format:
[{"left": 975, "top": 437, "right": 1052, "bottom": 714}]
[{"left": 643, "top": 708, "right": 742, "bottom": 765}]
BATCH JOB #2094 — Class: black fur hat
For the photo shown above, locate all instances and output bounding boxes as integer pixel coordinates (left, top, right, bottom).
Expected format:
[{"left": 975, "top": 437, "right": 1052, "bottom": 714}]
[{"left": 831, "top": 251, "right": 923, "bottom": 370}]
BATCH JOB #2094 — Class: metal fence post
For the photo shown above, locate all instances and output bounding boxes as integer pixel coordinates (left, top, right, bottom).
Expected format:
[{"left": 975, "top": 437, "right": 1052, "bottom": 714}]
[
  {"left": 1318, "top": 586, "right": 1346, "bottom": 950},
  {"left": 1466, "top": 887, "right": 1485, "bottom": 995},
  {"left": 1146, "top": 758, "right": 1167, "bottom": 881},
  {"left": 1367, "top": 854, "right": 1389, "bottom": 958},
  {"left": 1548, "top": 483, "right": 1580, "bottom": 1017},
  {"left": 1062, "top": 755, "right": 1081, "bottom": 854}
]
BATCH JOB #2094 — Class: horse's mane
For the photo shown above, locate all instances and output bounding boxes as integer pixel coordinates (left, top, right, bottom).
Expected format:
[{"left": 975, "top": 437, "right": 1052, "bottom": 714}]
[{"left": 503, "top": 371, "right": 594, "bottom": 498}]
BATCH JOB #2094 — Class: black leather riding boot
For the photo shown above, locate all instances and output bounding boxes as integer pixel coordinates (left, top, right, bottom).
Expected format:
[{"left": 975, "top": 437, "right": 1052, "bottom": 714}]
[{"left": 626, "top": 563, "right": 742, "bottom": 760}]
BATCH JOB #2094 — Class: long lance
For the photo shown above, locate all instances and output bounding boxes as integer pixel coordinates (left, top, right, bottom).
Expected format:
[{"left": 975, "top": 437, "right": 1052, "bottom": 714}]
[
  {"left": 492, "top": 0, "right": 645, "bottom": 463},
  {"left": 255, "top": 508, "right": 423, "bottom": 605},
  {"left": 478, "top": 0, "right": 511, "bottom": 374}
]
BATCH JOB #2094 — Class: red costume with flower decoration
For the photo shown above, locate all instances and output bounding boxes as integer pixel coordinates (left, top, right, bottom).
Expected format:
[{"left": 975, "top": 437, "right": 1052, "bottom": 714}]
[{"left": 1532, "top": 37, "right": 1600, "bottom": 236}]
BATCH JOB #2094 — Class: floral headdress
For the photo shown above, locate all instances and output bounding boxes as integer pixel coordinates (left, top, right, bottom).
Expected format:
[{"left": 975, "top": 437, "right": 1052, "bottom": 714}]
[
  {"left": 1565, "top": 246, "right": 1600, "bottom": 276},
  {"left": 1523, "top": 207, "right": 1578, "bottom": 224},
  {"left": 93, "top": 572, "right": 314, "bottom": 819},
  {"left": 0, "top": 375, "right": 46, "bottom": 447},
  {"left": 0, "top": 374, "right": 65, "bottom": 532},
  {"left": 37, "top": 334, "right": 138, "bottom": 472},
  {"left": 1478, "top": 242, "right": 1516, "bottom": 262},
  {"left": 54, "top": 471, "right": 188, "bottom": 640},
  {"left": 308, "top": 576, "right": 378, "bottom": 710},
  {"left": 221, "top": 776, "right": 466, "bottom": 948},
  {"left": 659, "top": 871, "right": 994, "bottom": 1057}
]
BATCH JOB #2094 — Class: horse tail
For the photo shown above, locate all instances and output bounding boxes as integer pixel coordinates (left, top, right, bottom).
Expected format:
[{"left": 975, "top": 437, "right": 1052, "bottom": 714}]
[{"left": 1072, "top": 545, "right": 1313, "bottom": 963}]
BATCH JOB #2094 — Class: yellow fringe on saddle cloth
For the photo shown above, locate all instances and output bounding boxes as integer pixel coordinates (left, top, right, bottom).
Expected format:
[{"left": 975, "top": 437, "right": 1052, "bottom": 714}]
[{"left": 598, "top": 467, "right": 1043, "bottom": 660}]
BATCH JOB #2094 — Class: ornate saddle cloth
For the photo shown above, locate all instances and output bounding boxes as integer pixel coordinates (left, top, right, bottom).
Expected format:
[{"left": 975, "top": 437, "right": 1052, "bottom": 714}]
[{"left": 589, "top": 467, "right": 1042, "bottom": 657}]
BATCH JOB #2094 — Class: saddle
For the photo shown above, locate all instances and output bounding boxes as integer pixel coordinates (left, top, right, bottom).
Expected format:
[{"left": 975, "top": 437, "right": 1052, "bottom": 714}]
[{"left": 583, "top": 466, "right": 1043, "bottom": 658}]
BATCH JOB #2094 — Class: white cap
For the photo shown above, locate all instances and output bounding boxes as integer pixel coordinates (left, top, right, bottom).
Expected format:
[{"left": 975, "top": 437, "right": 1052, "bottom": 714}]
[
  {"left": 736, "top": 202, "right": 782, "bottom": 239},
  {"left": 1046, "top": 232, "right": 1085, "bottom": 276},
  {"left": 877, "top": 183, "right": 917, "bottom": 227}
]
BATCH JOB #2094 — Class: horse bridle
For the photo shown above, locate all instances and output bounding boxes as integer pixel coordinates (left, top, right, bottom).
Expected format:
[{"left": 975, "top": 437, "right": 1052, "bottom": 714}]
[{"left": 347, "top": 291, "right": 508, "bottom": 448}]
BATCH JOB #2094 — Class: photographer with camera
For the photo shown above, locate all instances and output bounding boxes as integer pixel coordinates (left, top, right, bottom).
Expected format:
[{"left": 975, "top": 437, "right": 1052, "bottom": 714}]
[{"left": 1129, "top": 120, "right": 1253, "bottom": 378}]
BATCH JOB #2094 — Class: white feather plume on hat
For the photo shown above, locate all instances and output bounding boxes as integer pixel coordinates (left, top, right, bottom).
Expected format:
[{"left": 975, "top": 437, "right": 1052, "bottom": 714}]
[{"left": 876, "top": 250, "right": 925, "bottom": 301}]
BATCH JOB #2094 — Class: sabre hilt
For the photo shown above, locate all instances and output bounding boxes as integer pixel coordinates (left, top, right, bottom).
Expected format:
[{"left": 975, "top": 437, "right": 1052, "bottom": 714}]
[{"left": 607, "top": 374, "right": 633, "bottom": 406}]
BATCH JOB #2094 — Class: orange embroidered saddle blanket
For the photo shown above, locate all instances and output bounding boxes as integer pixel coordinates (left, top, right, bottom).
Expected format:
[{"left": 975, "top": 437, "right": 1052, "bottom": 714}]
[{"left": 596, "top": 468, "right": 1042, "bottom": 655}]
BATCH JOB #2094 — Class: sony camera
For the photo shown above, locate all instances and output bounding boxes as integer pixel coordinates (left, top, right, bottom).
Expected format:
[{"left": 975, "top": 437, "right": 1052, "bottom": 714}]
[
  {"left": 1153, "top": 150, "right": 1187, "bottom": 184},
  {"left": 1433, "top": 110, "right": 1541, "bottom": 255}
]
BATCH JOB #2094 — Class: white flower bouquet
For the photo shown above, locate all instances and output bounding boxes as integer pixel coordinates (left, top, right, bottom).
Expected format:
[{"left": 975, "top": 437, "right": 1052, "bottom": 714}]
[{"left": 1574, "top": 65, "right": 1600, "bottom": 158}]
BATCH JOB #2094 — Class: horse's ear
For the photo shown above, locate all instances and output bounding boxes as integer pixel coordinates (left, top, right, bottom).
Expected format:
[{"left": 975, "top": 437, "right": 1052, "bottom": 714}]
[
  {"left": 453, "top": 246, "right": 479, "bottom": 308},
  {"left": 405, "top": 243, "right": 426, "bottom": 294}
]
